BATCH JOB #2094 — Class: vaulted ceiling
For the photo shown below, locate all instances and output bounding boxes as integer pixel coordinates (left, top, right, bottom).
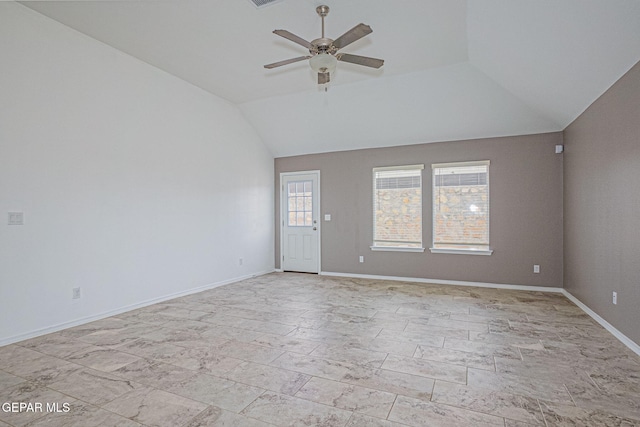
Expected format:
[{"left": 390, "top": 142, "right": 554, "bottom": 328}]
[{"left": 20, "top": 0, "right": 640, "bottom": 157}]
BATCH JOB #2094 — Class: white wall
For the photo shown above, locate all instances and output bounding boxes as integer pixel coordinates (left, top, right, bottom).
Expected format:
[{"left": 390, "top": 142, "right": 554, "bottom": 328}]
[{"left": 0, "top": 3, "right": 274, "bottom": 345}]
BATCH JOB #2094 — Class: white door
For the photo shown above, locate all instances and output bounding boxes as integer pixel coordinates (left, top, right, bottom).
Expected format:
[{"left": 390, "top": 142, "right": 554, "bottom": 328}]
[{"left": 281, "top": 171, "right": 320, "bottom": 273}]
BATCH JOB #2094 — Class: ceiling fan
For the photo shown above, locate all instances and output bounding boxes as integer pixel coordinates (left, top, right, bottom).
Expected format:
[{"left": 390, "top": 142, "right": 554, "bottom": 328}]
[{"left": 264, "top": 5, "right": 384, "bottom": 85}]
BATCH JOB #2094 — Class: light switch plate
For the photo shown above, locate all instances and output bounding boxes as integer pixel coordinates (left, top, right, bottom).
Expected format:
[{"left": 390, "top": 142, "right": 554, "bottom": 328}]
[{"left": 8, "top": 212, "right": 24, "bottom": 225}]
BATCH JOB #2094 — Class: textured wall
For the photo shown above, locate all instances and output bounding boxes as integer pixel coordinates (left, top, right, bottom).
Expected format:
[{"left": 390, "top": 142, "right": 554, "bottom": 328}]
[
  {"left": 275, "top": 132, "right": 563, "bottom": 287},
  {"left": 564, "top": 60, "right": 640, "bottom": 346}
]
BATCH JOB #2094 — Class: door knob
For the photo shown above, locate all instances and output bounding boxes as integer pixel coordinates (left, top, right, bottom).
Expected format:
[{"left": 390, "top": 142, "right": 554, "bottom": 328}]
[{"left": 313, "top": 227, "right": 317, "bottom": 231}]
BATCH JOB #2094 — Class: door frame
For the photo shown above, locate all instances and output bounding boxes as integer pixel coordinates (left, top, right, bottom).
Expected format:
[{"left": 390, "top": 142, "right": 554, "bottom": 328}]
[{"left": 280, "top": 170, "right": 321, "bottom": 273}]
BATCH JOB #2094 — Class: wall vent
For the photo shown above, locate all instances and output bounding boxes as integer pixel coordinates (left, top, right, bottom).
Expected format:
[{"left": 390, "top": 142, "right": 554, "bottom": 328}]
[{"left": 248, "top": 0, "right": 284, "bottom": 9}]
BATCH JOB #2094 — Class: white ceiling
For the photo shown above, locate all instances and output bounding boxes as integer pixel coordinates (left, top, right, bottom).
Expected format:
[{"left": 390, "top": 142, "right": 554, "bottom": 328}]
[{"left": 19, "top": 0, "right": 640, "bottom": 157}]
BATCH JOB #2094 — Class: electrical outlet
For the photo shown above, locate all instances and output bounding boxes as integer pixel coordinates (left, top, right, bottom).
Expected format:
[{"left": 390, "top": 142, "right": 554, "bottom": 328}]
[
  {"left": 359, "top": 256, "right": 364, "bottom": 263},
  {"left": 239, "top": 258, "right": 243, "bottom": 266},
  {"left": 72, "top": 287, "right": 81, "bottom": 300},
  {"left": 613, "top": 291, "right": 617, "bottom": 305},
  {"left": 533, "top": 264, "right": 540, "bottom": 273}
]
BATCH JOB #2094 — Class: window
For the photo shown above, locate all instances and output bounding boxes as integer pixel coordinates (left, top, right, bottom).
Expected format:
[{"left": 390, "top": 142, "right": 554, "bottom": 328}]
[
  {"left": 431, "top": 161, "right": 492, "bottom": 255},
  {"left": 371, "top": 164, "right": 424, "bottom": 251},
  {"left": 287, "top": 181, "right": 313, "bottom": 226}
]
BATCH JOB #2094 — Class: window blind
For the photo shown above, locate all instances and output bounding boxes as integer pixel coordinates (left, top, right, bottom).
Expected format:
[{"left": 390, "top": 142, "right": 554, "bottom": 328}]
[
  {"left": 373, "top": 165, "right": 424, "bottom": 248},
  {"left": 432, "top": 161, "right": 490, "bottom": 251}
]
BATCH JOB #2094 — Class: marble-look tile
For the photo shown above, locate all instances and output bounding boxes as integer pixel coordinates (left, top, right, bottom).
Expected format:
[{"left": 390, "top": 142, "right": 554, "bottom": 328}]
[
  {"left": 414, "top": 345, "right": 495, "bottom": 370},
  {"left": 374, "top": 308, "right": 450, "bottom": 322},
  {"left": 139, "top": 327, "right": 213, "bottom": 348},
  {"left": 22, "top": 401, "right": 142, "bottom": 427},
  {"left": 223, "top": 361, "right": 311, "bottom": 395},
  {"left": 376, "top": 329, "right": 446, "bottom": 347},
  {"left": 310, "top": 345, "right": 388, "bottom": 368},
  {"left": 0, "top": 369, "right": 26, "bottom": 387},
  {"left": 396, "top": 323, "right": 470, "bottom": 339},
  {"left": 136, "top": 304, "right": 209, "bottom": 321},
  {"left": 342, "top": 366, "right": 435, "bottom": 401},
  {"left": 587, "top": 365, "right": 640, "bottom": 395},
  {"left": 157, "top": 319, "right": 216, "bottom": 333},
  {"left": 345, "top": 413, "right": 408, "bottom": 427},
  {"left": 467, "top": 368, "right": 573, "bottom": 404},
  {"left": 203, "top": 316, "right": 297, "bottom": 336},
  {"left": 6, "top": 272, "right": 640, "bottom": 427},
  {"left": 67, "top": 347, "right": 141, "bottom": 372},
  {"left": 103, "top": 387, "right": 207, "bottom": 427},
  {"left": 201, "top": 326, "right": 266, "bottom": 343},
  {"left": 211, "top": 339, "right": 285, "bottom": 364},
  {"left": 48, "top": 367, "right": 142, "bottom": 406},
  {"left": 58, "top": 317, "right": 134, "bottom": 339},
  {"left": 2, "top": 353, "right": 82, "bottom": 386},
  {"left": 431, "top": 380, "right": 545, "bottom": 424},
  {"left": 449, "top": 313, "right": 528, "bottom": 323},
  {"left": 112, "top": 338, "right": 185, "bottom": 361},
  {"left": 0, "top": 382, "right": 76, "bottom": 427},
  {"left": 270, "top": 351, "right": 359, "bottom": 381},
  {"left": 160, "top": 347, "right": 244, "bottom": 376},
  {"left": 78, "top": 324, "right": 160, "bottom": 347},
  {"left": 113, "top": 359, "right": 197, "bottom": 389},
  {"left": 539, "top": 400, "right": 640, "bottom": 427},
  {"left": 564, "top": 379, "right": 640, "bottom": 420},
  {"left": 381, "top": 354, "right": 467, "bottom": 384},
  {"left": 114, "top": 309, "right": 173, "bottom": 326},
  {"left": 443, "top": 338, "right": 522, "bottom": 360},
  {"left": 468, "top": 330, "right": 548, "bottom": 347},
  {"left": 183, "top": 405, "right": 271, "bottom": 427},
  {"left": 494, "top": 356, "right": 591, "bottom": 384},
  {"left": 314, "top": 321, "right": 383, "bottom": 338},
  {"left": 295, "top": 377, "right": 396, "bottom": 419},
  {"left": 425, "top": 317, "right": 490, "bottom": 332},
  {"left": 17, "top": 333, "right": 98, "bottom": 359},
  {"left": 166, "top": 372, "right": 264, "bottom": 412},
  {"left": 240, "top": 392, "right": 353, "bottom": 427},
  {"left": 360, "top": 337, "right": 418, "bottom": 357},
  {"left": 287, "top": 327, "right": 372, "bottom": 347},
  {"left": 252, "top": 333, "right": 320, "bottom": 355},
  {"left": 0, "top": 345, "right": 46, "bottom": 370},
  {"left": 388, "top": 395, "right": 504, "bottom": 427}
]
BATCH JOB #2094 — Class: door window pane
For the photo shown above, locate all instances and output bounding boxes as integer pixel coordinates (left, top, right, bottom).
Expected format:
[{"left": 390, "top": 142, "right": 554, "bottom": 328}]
[{"left": 287, "top": 180, "right": 313, "bottom": 227}]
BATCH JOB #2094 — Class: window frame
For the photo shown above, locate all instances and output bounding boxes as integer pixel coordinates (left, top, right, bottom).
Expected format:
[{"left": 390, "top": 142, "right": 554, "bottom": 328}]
[
  {"left": 430, "top": 160, "right": 493, "bottom": 256},
  {"left": 370, "top": 164, "right": 425, "bottom": 253}
]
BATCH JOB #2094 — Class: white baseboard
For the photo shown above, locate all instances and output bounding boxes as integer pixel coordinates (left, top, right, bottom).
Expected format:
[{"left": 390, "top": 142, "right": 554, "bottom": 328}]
[
  {"left": 561, "top": 290, "right": 640, "bottom": 357},
  {"left": 1, "top": 269, "right": 275, "bottom": 347},
  {"left": 320, "top": 271, "right": 564, "bottom": 293}
]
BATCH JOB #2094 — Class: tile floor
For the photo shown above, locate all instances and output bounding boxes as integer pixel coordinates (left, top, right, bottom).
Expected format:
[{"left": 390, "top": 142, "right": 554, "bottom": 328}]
[{"left": 1, "top": 272, "right": 639, "bottom": 426}]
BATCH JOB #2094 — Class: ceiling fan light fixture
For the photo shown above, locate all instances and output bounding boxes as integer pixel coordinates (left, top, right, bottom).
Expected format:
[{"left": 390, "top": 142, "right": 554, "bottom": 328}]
[{"left": 309, "top": 53, "right": 337, "bottom": 74}]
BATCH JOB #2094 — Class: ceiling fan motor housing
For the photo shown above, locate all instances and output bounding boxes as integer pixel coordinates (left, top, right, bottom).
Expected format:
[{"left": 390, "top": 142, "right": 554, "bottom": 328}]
[{"left": 310, "top": 38, "right": 337, "bottom": 56}]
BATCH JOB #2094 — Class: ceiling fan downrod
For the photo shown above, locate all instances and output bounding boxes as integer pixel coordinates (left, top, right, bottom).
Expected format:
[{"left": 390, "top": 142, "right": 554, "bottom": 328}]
[{"left": 316, "top": 5, "right": 330, "bottom": 38}]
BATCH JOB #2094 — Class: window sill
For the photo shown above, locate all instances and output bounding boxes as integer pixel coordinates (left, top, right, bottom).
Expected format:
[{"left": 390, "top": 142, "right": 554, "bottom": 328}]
[
  {"left": 370, "top": 246, "right": 425, "bottom": 253},
  {"left": 429, "top": 248, "right": 493, "bottom": 256}
]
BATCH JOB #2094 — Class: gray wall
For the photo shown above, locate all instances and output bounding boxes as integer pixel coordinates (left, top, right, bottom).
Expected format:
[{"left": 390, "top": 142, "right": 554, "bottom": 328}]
[
  {"left": 276, "top": 133, "right": 563, "bottom": 287},
  {"left": 564, "top": 60, "right": 640, "bottom": 346}
]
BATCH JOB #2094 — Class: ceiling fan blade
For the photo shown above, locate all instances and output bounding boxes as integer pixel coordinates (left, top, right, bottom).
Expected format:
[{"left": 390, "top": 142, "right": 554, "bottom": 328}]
[
  {"left": 337, "top": 53, "right": 384, "bottom": 69},
  {"left": 332, "top": 23, "right": 373, "bottom": 50},
  {"left": 273, "top": 29, "right": 313, "bottom": 50},
  {"left": 318, "top": 72, "right": 330, "bottom": 84},
  {"left": 264, "top": 56, "right": 311, "bottom": 69}
]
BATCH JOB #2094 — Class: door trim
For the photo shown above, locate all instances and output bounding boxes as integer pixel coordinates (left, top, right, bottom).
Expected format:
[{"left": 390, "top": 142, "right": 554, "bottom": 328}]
[{"left": 280, "top": 170, "right": 321, "bottom": 273}]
